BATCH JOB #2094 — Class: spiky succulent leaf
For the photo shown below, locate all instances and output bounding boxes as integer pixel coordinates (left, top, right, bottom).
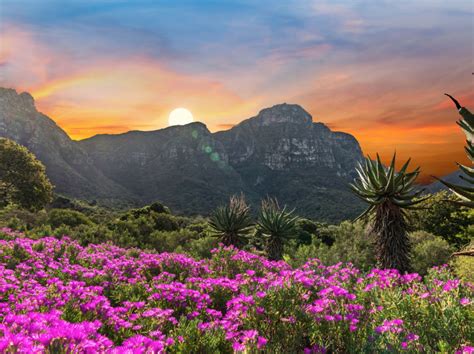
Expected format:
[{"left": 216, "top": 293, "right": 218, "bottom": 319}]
[
  {"left": 352, "top": 153, "right": 424, "bottom": 220},
  {"left": 256, "top": 198, "right": 299, "bottom": 260},
  {"left": 438, "top": 94, "right": 474, "bottom": 207},
  {"left": 208, "top": 195, "right": 253, "bottom": 247}
]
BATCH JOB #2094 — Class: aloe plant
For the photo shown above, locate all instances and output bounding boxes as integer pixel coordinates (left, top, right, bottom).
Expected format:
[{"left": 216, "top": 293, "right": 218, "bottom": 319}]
[
  {"left": 208, "top": 195, "right": 253, "bottom": 247},
  {"left": 350, "top": 153, "right": 428, "bottom": 272},
  {"left": 436, "top": 94, "right": 474, "bottom": 207},
  {"left": 256, "top": 198, "right": 299, "bottom": 260}
]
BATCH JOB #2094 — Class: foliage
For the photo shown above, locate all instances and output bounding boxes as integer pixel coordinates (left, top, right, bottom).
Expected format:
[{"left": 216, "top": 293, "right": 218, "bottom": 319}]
[
  {"left": 121, "top": 201, "right": 171, "bottom": 220},
  {"left": 409, "top": 231, "right": 454, "bottom": 276},
  {"left": 288, "top": 221, "right": 376, "bottom": 270},
  {"left": 450, "top": 241, "right": 474, "bottom": 283},
  {"left": 351, "top": 153, "right": 427, "bottom": 273},
  {"left": 438, "top": 94, "right": 474, "bottom": 207},
  {"left": 0, "top": 138, "right": 53, "bottom": 211},
  {"left": 47, "top": 208, "right": 93, "bottom": 229},
  {"left": 295, "top": 218, "right": 333, "bottom": 246},
  {"left": 411, "top": 192, "right": 473, "bottom": 247},
  {"left": 289, "top": 223, "right": 455, "bottom": 277},
  {"left": 256, "top": 198, "right": 299, "bottom": 261},
  {"left": 208, "top": 195, "right": 253, "bottom": 247},
  {"left": 0, "top": 229, "right": 471, "bottom": 353}
]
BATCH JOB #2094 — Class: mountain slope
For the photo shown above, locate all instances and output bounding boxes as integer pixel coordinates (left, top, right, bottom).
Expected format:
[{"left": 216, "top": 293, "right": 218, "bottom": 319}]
[
  {"left": 0, "top": 88, "right": 364, "bottom": 221},
  {"left": 0, "top": 88, "right": 136, "bottom": 204},
  {"left": 78, "top": 123, "right": 248, "bottom": 214},
  {"left": 426, "top": 170, "right": 468, "bottom": 194}
]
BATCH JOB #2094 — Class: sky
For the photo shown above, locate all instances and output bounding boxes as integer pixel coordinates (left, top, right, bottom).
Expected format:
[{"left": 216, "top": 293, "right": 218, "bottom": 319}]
[{"left": 0, "top": 0, "right": 473, "bottom": 182}]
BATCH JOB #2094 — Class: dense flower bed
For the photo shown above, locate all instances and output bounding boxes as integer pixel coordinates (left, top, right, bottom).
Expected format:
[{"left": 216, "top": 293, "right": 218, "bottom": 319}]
[{"left": 0, "top": 228, "right": 472, "bottom": 353}]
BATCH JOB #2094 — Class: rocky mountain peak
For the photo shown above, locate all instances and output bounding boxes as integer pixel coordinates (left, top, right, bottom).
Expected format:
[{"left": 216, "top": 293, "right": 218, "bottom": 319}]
[
  {"left": 250, "top": 103, "right": 312, "bottom": 127},
  {"left": 0, "top": 88, "right": 36, "bottom": 112}
]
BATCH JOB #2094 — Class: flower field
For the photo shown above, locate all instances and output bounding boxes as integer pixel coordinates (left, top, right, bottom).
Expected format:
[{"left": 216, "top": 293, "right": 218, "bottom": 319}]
[{"left": 0, "top": 228, "right": 472, "bottom": 353}]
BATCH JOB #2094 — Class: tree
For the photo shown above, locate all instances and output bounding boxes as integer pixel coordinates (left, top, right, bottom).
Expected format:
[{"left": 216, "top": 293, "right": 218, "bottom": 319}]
[
  {"left": 437, "top": 94, "right": 474, "bottom": 207},
  {"left": 256, "top": 198, "right": 299, "bottom": 261},
  {"left": 350, "top": 153, "right": 428, "bottom": 273},
  {"left": 0, "top": 138, "right": 53, "bottom": 211},
  {"left": 208, "top": 195, "right": 253, "bottom": 247},
  {"left": 411, "top": 191, "right": 472, "bottom": 247}
]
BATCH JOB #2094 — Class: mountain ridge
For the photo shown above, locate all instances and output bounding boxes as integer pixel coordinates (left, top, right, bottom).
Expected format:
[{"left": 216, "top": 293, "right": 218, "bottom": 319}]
[{"left": 0, "top": 87, "right": 365, "bottom": 221}]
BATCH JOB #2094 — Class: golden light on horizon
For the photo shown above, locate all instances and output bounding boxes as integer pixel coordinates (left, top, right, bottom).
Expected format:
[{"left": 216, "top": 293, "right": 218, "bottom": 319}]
[{"left": 168, "top": 108, "right": 194, "bottom": 126}]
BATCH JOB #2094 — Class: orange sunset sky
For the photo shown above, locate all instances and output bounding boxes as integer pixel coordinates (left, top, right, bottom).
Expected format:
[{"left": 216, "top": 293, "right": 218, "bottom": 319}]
[{"left": 0, "top": 0, "right": 473, "bottom": 182}]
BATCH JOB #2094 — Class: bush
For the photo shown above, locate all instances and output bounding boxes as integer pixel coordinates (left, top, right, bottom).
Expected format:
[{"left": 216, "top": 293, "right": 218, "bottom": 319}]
[
  {"left": 295, "top": 219, "right": 333, "bottom": 246},
  {"left": 411, "top": 192, "right": 472, "bottom": 247},
  {"left": 409, "top": 231, "right": 453, "bottom": 275},
  {"left": 451, "top": 241, "right": 474, "bottom": 282},
  {"left": 177, "top": 236, "right": 219, "bottom": 259},
  {"left": 153, "top": 213, "right": 179, "bottom": 231},
  {"left": 288, "top": 221, "right": 376, "bottom": 270},
  {"left": 148, "top": 229, "right": 199, "bottom": 253},
  {"left": 0, "top": 206, "right": 48, "bottom": 231},
  {"left": 289, "top": 223, "right": 456, "bottom": 276},
  {"left": 47, "top": 209, "right": 93, "bottom": 229}
]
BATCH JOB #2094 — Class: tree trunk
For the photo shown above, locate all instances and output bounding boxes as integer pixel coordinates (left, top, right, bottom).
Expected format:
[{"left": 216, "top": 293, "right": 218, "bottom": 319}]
[
  {"left": 266, "top": 236, "right": 283, "bottom": 261},
  {"left": 371, "top": 201, "right": 411, "bottom": 273}
]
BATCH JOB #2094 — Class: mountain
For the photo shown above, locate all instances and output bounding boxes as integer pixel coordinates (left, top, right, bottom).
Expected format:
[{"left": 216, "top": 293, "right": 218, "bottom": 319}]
[
  {"left": 0, "top": 88, "right": 136, "bottom": 205},
  {"left": 78, "top": 123, "right": 247, "bottom": 214},
  {"left": 213, "top": 104, "right": 364, "bottom": 220},
  {"left": 425, "top": 170, "right": 468, "bottom": 194},
  {"left": 0, "top": 88, "right": 364, "bottom": 221}
]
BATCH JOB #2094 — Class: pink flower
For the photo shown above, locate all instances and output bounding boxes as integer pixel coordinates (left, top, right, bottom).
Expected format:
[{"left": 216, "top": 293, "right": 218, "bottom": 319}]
[
  {"left": 257, "top": 336, "right": 268, "bottom": 349},
  {"left": 232, "top": 342, "right": 245, "bottom": 351}
]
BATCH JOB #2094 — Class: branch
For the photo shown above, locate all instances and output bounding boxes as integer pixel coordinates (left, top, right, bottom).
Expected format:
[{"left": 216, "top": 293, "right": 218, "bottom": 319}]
[{"left": 452, "top": 250, "right": 474, "bottom": 257}]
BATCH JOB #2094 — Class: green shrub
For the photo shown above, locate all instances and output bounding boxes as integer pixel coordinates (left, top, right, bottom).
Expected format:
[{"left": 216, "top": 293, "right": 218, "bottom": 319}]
[
  {"left": 451, "top": 241, "right": 474, "bottom": 282},
  {"left": 288, "top": 221, "right": 376, "bottom": 270},
  {"left": 148, "top": 229, "right": 199, "bottom": 253},
  {"left": 295, "top": 218, "right": 333, "bottom": 245},
  {"left": 410, "top": 231, "right": 454, "bottom": 275},
  {"left": 48, "top": 209, "right": 93, "bottom": 229},
  {"left": 411, "top": 192, "right": 472, "bottom": 247},
  {"left": 289, "top": 223, "right": 455, "bottom": 276},
  {"left": 180, "top": 236, "right": 219, "bottom": 259},
  {"left": 153, "top": 213, "right": 179, "bottom": 231},
  {"left": 0, "top": 206, "right": 47, "bottom": 230}
]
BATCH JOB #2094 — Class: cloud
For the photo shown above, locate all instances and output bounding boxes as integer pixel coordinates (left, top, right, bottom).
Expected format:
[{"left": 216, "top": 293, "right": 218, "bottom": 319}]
[{"left": 0, "top": 25, "right": 265, "bottom": 139}]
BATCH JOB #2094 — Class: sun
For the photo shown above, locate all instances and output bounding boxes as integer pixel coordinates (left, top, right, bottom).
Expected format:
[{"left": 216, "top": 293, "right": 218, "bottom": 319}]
[{"left": 168, "top": 108, "right": 194, "bottom": 126}]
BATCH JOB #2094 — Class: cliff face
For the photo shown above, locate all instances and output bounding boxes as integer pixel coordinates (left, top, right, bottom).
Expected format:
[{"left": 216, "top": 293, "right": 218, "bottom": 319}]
[
  {"left": 0, "top": 88, "right": 364, "bottom": 221},
  {"left": 215, "top": 103, "right": 361, "bottom": 174}
]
